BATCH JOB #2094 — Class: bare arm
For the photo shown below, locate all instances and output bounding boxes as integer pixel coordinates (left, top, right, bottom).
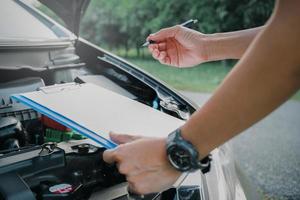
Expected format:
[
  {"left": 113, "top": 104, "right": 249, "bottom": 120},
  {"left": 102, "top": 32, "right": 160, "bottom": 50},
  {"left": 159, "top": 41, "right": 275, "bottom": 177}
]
[
  {"left": 182, "top": 0, "right": 300, "bottom": 158},
  {"left": 206, "top": 26, "right": 264, "bottom": 60},
  {"left": 147, "top": 24, "right": 264, "bottom": 67}
]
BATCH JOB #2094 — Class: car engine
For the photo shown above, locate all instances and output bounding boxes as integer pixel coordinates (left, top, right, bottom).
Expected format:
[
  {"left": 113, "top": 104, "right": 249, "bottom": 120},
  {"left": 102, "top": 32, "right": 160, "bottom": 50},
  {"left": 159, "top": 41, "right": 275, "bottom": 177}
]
[
  {"left": 0, "top": 77, "right": 148, "bottom": 200},
  {"left": 0, "top": 78, "right": 125, "bottom": 199}
]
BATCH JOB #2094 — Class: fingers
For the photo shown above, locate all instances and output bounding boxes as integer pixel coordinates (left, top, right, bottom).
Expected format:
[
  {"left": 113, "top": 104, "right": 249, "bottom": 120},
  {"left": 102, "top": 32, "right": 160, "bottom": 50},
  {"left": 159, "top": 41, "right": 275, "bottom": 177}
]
[
  {"left": 163, "top": 56, "right": 171, "bottom": 65},
  {"left": 158, "top": 51, "right": 166, "bottom": 60},
  {"left": 126, "top": 170, "right": 178, "bottom": 195},
  {"left": 104, "top": 132, "right": 144, "bottom": 164},
  {"left": 149, "top": 45, "right": 166, "bottom": 59},
  {"left": 103, "top": 138, "right": 177, "bottom": 195},
  {"left": 149, "top": 47, "right": 170, "bottom": 65},
  {"left": 103, "top": 146, "right": 132, "bottom": 173},
  {"left": 148, "top": 43, "right": 167, "bottom": 53},
  {"left": 110, "top": 132, "right": 141, "bottom": 144},
  {"left": 103, "top": 148, "right": 117, "bottom": 164},
  {"left": 147, "top": 26, "right": 180, "bottom": 42},
  {"left": 148, "top": 38, "right": 176, "bottom": 66},
  {"left": 158, "top": 42, "right": 167, "bottom": 51}
]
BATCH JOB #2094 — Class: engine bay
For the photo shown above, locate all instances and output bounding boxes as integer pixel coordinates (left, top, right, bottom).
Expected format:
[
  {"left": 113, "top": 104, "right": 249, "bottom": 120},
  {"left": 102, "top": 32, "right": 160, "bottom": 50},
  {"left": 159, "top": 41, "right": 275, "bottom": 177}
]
[
  {"left": 0, "top": 71, "right": 201, "bottom": 200},
  {"left": 0, "top": 76, "right": 207, "bottom": 200},
  {"left": 0, "top": 77, "right": 120, "bottom": 199}
]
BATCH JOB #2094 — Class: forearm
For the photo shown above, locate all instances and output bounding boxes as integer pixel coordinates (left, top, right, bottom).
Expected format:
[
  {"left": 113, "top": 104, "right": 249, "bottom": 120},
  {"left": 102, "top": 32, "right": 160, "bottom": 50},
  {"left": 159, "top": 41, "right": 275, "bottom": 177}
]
[
  {"left": 204, "top": 26, "right": 264, "bottom": 61},
  {"left": 182, "top": 0, "right": 300, "bottom": 158}
]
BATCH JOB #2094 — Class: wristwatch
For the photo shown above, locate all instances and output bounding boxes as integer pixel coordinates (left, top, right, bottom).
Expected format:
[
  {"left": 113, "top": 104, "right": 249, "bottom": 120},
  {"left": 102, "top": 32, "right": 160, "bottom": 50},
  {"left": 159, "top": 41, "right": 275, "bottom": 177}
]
[{"left": 166, "top": 128, "right": 211, "bottom": 173}]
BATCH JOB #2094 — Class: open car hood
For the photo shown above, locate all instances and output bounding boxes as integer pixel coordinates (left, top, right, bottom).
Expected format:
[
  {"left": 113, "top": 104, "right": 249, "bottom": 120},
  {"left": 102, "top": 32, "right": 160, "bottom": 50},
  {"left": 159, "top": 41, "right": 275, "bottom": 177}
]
[{"left": 38, "top": 0, "right": 90, "bottom": 36}]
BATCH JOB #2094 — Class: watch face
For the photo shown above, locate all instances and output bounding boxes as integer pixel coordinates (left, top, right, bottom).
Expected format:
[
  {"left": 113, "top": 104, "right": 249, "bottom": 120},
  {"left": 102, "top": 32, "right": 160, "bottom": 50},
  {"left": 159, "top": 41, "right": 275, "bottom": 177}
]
[{"left": 168, "top": 145, "right": 192, "bottom": 171}]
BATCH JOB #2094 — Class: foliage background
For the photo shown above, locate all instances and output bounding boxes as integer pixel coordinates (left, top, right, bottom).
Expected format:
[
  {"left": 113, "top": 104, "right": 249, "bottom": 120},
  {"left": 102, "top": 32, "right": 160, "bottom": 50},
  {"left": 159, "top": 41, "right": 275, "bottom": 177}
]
[{"left": 80, "top": 0, "right": 274, "bottom": 57}]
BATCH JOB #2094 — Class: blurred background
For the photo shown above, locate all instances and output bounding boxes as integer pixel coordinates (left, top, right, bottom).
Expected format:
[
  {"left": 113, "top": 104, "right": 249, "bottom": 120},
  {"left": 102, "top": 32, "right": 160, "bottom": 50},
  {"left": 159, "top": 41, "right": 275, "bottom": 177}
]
[
  {"left": 34, "top": 1, "right": 300, "bottom": 199},
  {"left": 38, "top": 0, "right": 300, "bottom": 99},
  {"left": 38, "top": 0, "right": 300, "bottom": 100}
]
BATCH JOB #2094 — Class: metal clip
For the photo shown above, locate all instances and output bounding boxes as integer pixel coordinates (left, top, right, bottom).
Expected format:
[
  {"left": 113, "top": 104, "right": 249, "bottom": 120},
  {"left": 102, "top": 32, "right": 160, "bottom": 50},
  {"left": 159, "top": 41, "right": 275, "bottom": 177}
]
[
  {"left": 159, "top": 97, "right": 190, "bottom": 120},
  {"left": 39, "top": 142, "right": 57, "bottom": 156},
  {"left": 39, "top": 82, "right": 81, "bottom": 94}
]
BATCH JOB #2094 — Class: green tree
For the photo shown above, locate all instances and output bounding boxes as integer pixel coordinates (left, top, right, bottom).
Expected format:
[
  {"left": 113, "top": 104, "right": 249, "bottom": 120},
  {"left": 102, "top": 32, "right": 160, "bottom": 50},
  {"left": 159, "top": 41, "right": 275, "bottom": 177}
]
[{"left": 80, "top": 0, "right": 274, "bottom": 58}]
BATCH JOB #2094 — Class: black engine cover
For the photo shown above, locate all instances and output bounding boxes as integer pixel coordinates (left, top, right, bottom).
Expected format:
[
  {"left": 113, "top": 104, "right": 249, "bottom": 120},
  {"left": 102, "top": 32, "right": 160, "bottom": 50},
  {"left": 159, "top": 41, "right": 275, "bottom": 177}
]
[{"left": 0, "top": 143, "right": 125, "bottom": 200}]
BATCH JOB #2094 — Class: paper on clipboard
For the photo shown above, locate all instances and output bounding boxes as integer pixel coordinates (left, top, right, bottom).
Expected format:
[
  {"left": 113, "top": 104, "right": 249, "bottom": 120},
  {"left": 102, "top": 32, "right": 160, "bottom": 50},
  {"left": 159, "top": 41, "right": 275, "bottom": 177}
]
[{"left": 12, "top": 83, "right": 185, "bottom": 149}]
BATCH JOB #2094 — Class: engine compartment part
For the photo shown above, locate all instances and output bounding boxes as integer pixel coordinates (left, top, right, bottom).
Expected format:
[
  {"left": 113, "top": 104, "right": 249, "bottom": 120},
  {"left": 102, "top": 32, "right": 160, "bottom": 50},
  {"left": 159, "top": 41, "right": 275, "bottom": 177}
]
[
  {"left": 41, "top": 116, "right": 86, "bottom": 143},
  {"left": 0, "top": 96, "right": 205, "bottom": 198},
  {"left": 159, "top": 96, "right": 190, "bottom": 120},
  {"left": 0, "top": 116, "right": 27, "bottom": 150},
  {"left": 0, "top": 141, "right": 126, "bottom": 200},
  {"left": 0, "top": 173, "right": 36, "bottom": 200},
  {"left": 44, "top": 128, "right": 85, "bottom": 143},
  {"left": 0, "top": 97, "right": 204, "bottom": 200},
  {"left": 0, "top": 77, "right": 44, "bottom": 121},
  {"left": 41, "top": 116, "right": 71, "bottom": 132},
  {"left": 0, "top": 74, "right": 201, "bottom": 199}
]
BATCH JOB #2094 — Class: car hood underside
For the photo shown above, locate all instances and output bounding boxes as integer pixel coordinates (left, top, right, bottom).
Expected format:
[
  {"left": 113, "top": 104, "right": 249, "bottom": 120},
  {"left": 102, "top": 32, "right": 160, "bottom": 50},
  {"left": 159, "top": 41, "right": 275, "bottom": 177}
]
[{"left": 38, "top": 0, "right": 90, "bottom": 36}]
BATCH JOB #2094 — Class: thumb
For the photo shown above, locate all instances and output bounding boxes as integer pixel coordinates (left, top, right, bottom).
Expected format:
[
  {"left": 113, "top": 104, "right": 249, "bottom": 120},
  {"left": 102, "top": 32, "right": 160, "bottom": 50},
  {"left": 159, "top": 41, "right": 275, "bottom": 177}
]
[
  {"left": 148, "top": 26, "right": 180, "bottom": 42},
  {"left": 109, "top": 132, "right": 142, "bottom": 144}
]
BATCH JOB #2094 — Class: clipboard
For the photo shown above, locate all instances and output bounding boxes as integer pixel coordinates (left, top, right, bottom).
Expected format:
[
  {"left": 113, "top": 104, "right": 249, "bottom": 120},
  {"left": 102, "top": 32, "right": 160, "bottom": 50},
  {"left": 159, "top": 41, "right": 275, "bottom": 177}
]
[{"left": 12, "top": 83, "right": 185, "bottom": 149}]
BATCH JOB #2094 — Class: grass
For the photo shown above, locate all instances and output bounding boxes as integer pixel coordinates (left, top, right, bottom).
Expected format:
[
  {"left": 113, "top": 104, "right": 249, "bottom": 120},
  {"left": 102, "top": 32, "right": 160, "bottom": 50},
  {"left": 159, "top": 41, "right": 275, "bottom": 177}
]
[
  {"left": 292, "top": 91, "right": 300, "bottom": 101},
  {"left": 112, "top": 51, "right": 300, "bottom": 101},
  {"left": 128, "top": 58, "right": 232, "bottom": 93}
]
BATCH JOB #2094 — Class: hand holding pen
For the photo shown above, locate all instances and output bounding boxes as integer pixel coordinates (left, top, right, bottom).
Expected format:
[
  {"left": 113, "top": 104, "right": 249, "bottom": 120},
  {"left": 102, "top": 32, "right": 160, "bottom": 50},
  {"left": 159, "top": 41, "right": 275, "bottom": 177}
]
[
  {"left": 142, "top": 19, "right": 198, "bottom": 47},
  {"left": 144, "top": 19, "right": 211, "bottom": 68}
]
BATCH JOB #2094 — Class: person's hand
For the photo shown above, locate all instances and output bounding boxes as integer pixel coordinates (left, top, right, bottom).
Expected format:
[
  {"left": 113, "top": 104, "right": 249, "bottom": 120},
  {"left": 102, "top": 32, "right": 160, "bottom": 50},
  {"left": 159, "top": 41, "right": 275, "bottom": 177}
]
[
  {"left": 147, "top": 25, "right": 209, "bottom": 68},
  {"left": 103, "top": 132, "right": 181, "bottom": 194}
]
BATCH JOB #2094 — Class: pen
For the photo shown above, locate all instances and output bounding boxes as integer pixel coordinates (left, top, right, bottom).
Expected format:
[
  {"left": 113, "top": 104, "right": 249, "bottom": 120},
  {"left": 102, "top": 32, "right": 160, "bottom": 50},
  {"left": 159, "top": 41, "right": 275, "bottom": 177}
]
[{"left": 141, "top": 19, "right": 198, "bottom": 47}]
